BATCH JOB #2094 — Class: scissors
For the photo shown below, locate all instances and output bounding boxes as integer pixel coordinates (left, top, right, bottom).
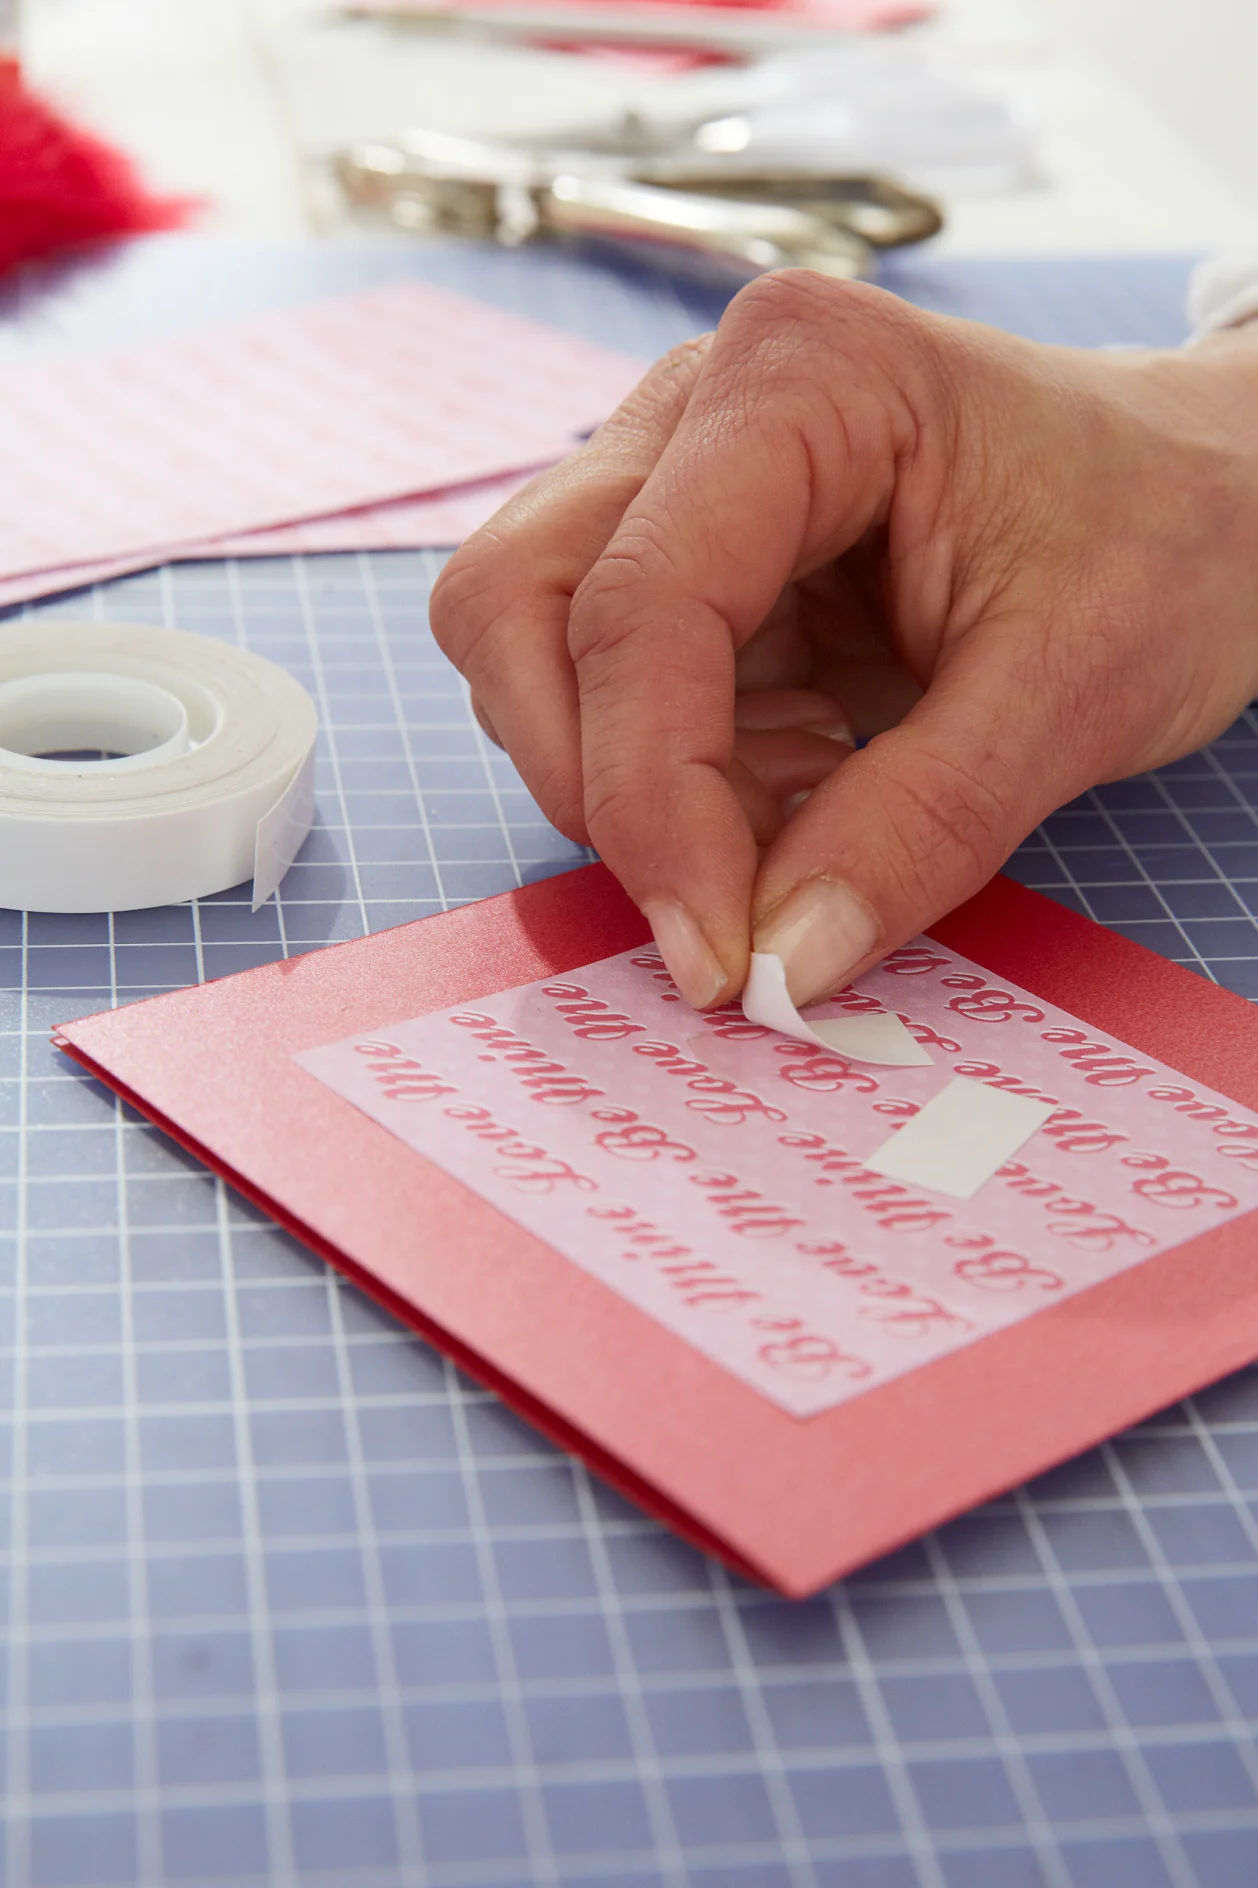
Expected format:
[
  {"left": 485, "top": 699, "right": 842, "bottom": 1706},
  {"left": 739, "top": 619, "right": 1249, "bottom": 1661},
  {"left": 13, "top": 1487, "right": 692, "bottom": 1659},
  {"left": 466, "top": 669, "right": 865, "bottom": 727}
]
[{"left": 335, "top": 128, "right": 942, "bottom": 281}]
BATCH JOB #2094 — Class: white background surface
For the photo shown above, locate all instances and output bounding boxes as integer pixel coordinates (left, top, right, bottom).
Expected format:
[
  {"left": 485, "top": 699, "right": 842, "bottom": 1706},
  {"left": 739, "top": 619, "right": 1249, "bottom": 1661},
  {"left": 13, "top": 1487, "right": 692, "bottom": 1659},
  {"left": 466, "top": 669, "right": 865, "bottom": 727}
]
[{"left": 19, "top": 0, "right": 1258, "bottom": 256}]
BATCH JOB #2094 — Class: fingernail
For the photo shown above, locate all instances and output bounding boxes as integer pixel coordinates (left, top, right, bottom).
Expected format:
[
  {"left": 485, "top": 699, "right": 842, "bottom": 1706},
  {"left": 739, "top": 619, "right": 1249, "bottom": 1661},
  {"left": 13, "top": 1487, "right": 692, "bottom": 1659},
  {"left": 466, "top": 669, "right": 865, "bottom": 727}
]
[
  {"left": 754, "top": 878, "right": 880, "bottom": 1007},
  {"left": 804, "top": 718, "right": 854, "bottom": 746},
  {"left": 782, "top": 789, "right": 812, "bottom": 819},
  {"left": 644, "top": 900, "right": 728, "bottom": 1010}
]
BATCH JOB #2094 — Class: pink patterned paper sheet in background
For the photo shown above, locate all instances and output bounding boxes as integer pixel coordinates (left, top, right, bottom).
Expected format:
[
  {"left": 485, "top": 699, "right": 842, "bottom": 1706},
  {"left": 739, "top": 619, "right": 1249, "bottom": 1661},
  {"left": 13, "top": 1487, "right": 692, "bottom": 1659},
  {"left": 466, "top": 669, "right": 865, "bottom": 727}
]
[
  {"left": 0, "top": 281, "right": 639, "bottom": 580},
  {"left": 0, "top": 463, "right": 546, "bottom": 609},
  {"left": 296, "top": 941, "right": 1258, "bottom": 1418}
]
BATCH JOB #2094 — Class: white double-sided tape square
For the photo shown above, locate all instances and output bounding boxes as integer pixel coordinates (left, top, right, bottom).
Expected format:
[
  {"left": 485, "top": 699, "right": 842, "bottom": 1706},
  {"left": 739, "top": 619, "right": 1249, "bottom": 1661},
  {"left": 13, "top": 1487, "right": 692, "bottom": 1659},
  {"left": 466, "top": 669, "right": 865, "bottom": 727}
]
[{"left": 864, "top": 1076, "right": 1057, "bottom": 1199}]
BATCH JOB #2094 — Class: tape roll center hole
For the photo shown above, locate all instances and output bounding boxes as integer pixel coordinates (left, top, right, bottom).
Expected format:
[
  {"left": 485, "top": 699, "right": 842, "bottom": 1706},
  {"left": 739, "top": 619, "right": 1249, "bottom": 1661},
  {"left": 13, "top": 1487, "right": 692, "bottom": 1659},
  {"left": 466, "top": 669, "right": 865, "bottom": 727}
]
[{"left": 0, "top": 673, "right": 196, "bottom": 775}]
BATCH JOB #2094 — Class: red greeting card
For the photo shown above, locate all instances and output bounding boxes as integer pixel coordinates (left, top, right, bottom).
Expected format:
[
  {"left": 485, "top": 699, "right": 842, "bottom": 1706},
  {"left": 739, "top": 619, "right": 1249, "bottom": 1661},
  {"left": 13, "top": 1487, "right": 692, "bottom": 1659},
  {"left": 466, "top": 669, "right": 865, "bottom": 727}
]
[{"left": 55, "top": 866, "right": 1258, "bottom": 1596}]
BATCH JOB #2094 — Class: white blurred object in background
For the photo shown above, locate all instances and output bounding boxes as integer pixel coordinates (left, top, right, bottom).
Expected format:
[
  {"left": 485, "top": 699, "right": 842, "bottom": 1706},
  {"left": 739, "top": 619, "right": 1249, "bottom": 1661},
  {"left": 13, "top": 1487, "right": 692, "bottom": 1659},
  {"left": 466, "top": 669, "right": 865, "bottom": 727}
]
[
  {"left": 665, "top": 44, "right": 1038, "bottom": 195},
  {"left": 1039, "top": 0, "right": 1258, "bottom": 210}
]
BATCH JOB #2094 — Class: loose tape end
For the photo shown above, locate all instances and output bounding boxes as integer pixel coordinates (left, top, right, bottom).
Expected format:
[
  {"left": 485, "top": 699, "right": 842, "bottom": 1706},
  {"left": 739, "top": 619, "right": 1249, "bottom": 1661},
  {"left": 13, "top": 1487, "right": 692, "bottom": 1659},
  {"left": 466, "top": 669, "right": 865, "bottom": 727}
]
[
  {"left": 742, "top": 951, "right": 932, "bottom": 1067},
  {"left": 252, "top": 747, "right": 317, "bottom": 910}
]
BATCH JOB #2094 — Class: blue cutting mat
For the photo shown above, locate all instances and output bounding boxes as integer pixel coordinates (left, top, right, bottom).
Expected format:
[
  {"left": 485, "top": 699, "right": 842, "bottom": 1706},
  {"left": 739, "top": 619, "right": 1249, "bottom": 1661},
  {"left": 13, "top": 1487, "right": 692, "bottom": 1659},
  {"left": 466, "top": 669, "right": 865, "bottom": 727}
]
[{"left": 3, "top": 236, "right": 1258, "bottom": 1888}]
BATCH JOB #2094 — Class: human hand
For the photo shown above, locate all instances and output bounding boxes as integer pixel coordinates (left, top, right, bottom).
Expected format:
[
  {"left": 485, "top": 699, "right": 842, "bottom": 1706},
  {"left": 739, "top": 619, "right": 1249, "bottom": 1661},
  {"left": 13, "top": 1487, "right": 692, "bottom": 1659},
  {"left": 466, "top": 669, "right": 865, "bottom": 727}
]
[{"left": 430, "top": 273, "right": 1258, "bottom": 1008}]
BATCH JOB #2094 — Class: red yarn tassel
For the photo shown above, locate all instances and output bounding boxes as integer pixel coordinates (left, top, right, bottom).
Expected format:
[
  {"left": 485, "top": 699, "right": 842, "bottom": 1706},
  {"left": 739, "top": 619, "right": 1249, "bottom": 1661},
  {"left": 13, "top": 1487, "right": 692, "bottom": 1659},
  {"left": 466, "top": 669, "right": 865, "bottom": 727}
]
[{"left": 0, "top": 57, "right": 197, "bottom": 277}]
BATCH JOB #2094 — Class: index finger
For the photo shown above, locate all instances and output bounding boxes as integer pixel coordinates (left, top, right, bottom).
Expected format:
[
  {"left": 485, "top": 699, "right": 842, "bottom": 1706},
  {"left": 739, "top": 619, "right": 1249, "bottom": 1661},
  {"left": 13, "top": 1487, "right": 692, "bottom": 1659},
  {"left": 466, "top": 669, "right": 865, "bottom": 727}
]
[
  {"left": 569, "top": 272, "right": 922, "bottom": 1006},
  {"left": 429, "top": 335, "right": 711, "bottom": 840}
]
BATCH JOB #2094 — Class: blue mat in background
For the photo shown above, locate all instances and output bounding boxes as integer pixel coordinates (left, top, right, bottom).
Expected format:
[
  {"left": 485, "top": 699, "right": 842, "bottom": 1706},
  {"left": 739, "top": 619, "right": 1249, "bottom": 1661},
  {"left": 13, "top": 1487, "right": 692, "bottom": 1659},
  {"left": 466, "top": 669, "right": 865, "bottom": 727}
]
[{"left": 3, "top": 235, "right": 1258, "bottom": 1888}]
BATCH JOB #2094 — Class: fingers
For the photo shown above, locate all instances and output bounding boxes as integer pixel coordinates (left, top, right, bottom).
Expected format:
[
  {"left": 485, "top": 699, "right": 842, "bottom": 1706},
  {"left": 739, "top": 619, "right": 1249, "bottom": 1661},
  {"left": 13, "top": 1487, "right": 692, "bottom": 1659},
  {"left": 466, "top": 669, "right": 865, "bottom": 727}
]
[
  {"left": 792, "top": 562, "right": 924, "bottom": 735},
  {"left": 474, "top": 666, "right": 846, "bottom": 833},
  {"left": 730, "top": 688, "right": 854, "bottom": 803},
  {"left": 471, "top": 687, "right": 813, "bottom": 831},
  {"left": 727, "top": 757, "right": 785, "bottom": 848},
  {"left": 751, "top": 628, "right": 1087, "bottom": 1004},
  {"left": 734, "top": 728, "right": 851, "bottom": 802},
  {"left": 569, "top": 272, "right": 931, "bottom": 1004},
  {"left": 429, "top": 335, "right": 711, "bottom": 839},
  {"left": 733, "top": 689, "right": 852, "bottom": 743}
]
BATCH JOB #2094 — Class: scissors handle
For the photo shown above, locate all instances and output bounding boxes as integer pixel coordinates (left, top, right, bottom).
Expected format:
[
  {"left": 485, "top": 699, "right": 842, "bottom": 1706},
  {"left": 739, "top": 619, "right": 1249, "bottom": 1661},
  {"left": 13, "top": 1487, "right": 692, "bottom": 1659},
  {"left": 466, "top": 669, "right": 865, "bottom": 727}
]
[{"left": 334, "top": 130, "right": 941, "bottom": 278}]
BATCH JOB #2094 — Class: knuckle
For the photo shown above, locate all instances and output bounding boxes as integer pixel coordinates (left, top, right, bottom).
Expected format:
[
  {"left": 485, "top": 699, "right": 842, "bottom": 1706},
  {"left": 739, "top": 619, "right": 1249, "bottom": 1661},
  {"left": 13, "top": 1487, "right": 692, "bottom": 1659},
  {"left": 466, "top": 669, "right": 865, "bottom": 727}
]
[
  {"left": 873, "top": 738, "right": 1012, "bottom": 896},
  {"left": 695, "top": 271, "right": 943, "bottom": 477},
  {"left": 430, "top": 528, "right": 575, "bottom": 686},
  {"left": 725, "top": 267, "right": 848, "bottom": 342},
  {"left": 567, "top": 544, "right": 676, "bottom": 670},
  {"left": 589, "top": 335, "right": 712, "bottom": 452},
  {"left": 917, "top": 749, "right": 1008, "bottom": 861},
  {"left": 427, "top": 535, "right": 504, "bottom": 664},
  {"left": 642, "top": 333, "right": 713, "bottom": 397},
  {"left": 530, "top": 756, "right": 588, "bottom": 844},
  {"left": 717, "top": 270, "right": 931, "bottom": 383},
  {"left": 704, "top": 272, "right": 843, "bottom": 412},
  {"left": 581, "top": 752, "right": 638, "bottom": 848}
]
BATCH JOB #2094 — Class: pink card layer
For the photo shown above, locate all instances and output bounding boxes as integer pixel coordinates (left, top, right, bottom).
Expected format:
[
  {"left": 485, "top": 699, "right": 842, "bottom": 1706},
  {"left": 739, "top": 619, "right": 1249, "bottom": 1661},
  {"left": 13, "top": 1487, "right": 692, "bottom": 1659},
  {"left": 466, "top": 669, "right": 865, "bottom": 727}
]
[
  {"left": 0, "top": 281, "right": 640, "bottom": 581},
  {"left": 207, "top": 465, "right": 541, "bottom": 556},
  {"left": 55, "top": 868, "right": 1258, "bottom": 1596},
  {"left": 0, "top": 464, "right": 546, "bottom": 608}
]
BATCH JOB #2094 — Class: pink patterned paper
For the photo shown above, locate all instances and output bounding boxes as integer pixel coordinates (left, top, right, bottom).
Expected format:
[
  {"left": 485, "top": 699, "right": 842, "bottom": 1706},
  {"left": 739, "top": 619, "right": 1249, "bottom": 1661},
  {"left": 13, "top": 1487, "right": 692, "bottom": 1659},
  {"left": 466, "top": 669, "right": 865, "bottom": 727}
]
[
  {"left": 210, "top": 464, "right": 543, "bottom": 555},
  {"left": 0, "top": 463, "right": 548, "bottom": 609},
  {"left": 296, "top": 940, "right": 1258, "bottom": 1418},
  {"left": 0, "top": 282, "right": 640, "bottom": 581}
]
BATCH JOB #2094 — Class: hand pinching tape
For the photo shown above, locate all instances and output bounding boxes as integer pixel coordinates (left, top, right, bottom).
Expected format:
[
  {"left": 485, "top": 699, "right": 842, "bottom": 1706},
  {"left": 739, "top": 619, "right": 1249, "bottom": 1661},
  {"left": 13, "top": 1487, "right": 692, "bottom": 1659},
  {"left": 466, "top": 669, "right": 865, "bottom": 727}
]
[{"left": 0, "top": 620, "right": 317, "bottom": 913}]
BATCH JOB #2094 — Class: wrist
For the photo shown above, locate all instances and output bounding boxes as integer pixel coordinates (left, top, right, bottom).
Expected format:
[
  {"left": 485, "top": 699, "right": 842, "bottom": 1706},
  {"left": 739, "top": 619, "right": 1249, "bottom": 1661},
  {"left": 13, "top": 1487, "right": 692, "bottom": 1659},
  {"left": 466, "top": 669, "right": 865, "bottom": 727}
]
[
  {"left": 1113, "top": 326, "right": 1258, "bottom": 451},
  {"left": 1188, "top": 320, "right": 1258, "bottom": 362}
]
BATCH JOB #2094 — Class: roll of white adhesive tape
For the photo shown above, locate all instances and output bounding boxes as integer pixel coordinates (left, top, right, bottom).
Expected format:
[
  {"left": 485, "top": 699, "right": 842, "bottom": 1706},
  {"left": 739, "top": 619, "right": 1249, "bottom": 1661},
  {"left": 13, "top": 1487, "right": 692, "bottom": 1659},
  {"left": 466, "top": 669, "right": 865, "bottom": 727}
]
[{"left": 0, "top": 621, "right": 318, "bottom": 913}]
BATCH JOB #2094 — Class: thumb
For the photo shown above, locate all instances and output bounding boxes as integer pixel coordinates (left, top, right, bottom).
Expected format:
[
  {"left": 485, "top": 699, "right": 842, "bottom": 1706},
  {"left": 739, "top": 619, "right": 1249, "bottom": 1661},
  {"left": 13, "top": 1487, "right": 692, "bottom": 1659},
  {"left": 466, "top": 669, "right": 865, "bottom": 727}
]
[{"left": 751, "top": 633, "right": 1084, "bottom": 1003}]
